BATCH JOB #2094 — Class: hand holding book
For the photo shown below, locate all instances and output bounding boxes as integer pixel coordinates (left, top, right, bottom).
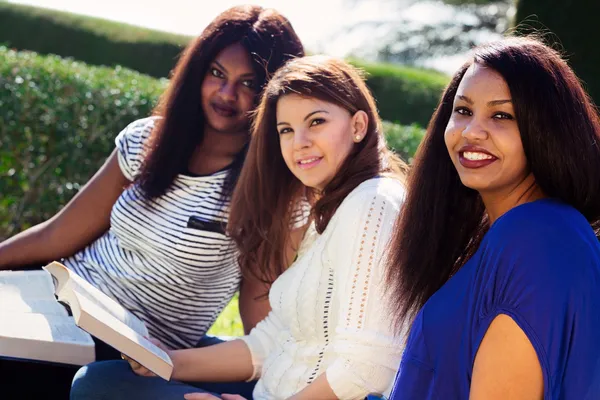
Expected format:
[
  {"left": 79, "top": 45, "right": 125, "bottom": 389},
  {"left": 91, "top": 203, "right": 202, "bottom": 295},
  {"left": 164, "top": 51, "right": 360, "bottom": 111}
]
[{"left": 123, "top": 337, "right": 170, "bottom": 378}]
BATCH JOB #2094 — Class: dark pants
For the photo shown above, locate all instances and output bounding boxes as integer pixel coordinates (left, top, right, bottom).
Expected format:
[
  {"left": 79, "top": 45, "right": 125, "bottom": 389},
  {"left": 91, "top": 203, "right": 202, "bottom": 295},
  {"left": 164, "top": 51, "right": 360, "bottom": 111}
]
[
  {"left": 0, "top": 336, "right": 247, "bottom": 400},
  {"left": 0, "top": 337, "right": 121, "bottom": 399},
  {"left": 69, "top": 336, "right": 257, "bottom": 400}
]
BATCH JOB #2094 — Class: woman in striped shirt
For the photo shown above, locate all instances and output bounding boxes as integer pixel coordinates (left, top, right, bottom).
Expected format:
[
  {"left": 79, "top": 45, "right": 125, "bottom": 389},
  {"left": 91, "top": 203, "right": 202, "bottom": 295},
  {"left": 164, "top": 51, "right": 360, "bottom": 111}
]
[
  {"left": 0, "top": 5, "right": 304, "bottom": 397},
  {"left": 72, "top": 56, "right": 408, "bottom": 400}
]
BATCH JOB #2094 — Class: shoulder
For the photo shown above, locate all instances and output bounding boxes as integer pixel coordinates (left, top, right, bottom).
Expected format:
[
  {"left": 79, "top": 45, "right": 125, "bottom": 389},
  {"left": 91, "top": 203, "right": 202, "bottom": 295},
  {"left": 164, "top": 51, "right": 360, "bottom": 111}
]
[
  {"left": 337, "top": 177, "right": 406, "bottom": 215},
  {"left": 118, "top": 116, "right": 161, "bottom": 143},
  {"left": 325, "top": 177, "right": 406, "bottom": 239},
  {"left": 490, "top": 199, "right": 596, "bottom": 255},
  {"left": 483, "top": 199, "right": 600, "bottom": 298},
  {"left": 114, "top": 117, "right": 162, "bottom": 179}
]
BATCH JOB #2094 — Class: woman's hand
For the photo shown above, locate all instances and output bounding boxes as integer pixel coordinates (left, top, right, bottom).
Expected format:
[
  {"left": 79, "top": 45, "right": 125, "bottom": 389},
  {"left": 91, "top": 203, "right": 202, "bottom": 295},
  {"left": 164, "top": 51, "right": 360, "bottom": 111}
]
[
  {"left": 184, "top": 394, "right": 247, "bottom": 400},
  {"left": 123, "top": 338, "right": 169, "bottom": 377}
]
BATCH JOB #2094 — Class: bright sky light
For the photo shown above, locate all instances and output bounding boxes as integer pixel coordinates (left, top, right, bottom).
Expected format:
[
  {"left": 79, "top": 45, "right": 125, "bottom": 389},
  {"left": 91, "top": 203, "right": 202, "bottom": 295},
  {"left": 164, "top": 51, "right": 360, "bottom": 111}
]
[{"left": 8, "top": 0, "right": 468, "bottom": 72}]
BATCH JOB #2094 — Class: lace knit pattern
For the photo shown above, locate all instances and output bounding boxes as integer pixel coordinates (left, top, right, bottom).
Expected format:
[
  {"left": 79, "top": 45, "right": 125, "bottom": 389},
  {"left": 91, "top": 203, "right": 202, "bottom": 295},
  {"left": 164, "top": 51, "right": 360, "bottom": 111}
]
[{"left": 241, "top": 178, "right": 406, "bottom": 400}]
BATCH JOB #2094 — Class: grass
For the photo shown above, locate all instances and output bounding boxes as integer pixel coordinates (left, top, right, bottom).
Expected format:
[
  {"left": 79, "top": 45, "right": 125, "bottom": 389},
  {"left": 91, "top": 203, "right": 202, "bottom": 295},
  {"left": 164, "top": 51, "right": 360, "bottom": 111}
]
[{"left": 208, "top": 294, "right": 244, "bottom": 337}]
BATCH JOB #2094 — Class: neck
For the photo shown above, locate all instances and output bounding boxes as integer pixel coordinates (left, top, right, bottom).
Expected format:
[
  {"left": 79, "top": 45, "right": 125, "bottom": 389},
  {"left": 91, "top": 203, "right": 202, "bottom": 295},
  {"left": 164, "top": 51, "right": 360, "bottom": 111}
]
[
  {"left": 481, "top": 173, "right": 546, "bottom": 225},
  {"left": 188, "top": 125, "right": 248, "bottom": 175}
]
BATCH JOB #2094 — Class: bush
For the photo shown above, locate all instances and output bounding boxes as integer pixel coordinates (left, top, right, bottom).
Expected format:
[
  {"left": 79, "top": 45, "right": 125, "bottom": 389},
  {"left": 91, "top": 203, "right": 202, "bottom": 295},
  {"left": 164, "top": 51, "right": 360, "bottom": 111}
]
[
  {"left": 383, "top": 121, "right": 425, "bottom": 163},
  {"left": 0, "top": 2, "right": 188, "bottom": 79},
  {"left": 353, "top": 59, "right": 448, "bottom": 126},
  {"left": 0, "top": 2, "right": 447, "bottom": 126},
  {"left": 0, "top": 47, "right": 166, "bottom": 240},
  {"left": 0, "top": 48, "right": 423, "bottom": 240},
  {"left": 514, "top": 0, "right": 600, "bottom": 103}
]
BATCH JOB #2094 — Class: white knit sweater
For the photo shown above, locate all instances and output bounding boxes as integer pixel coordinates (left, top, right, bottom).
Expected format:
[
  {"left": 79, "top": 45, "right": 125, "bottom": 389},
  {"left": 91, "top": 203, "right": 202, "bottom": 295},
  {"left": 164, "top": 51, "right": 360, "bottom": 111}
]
[{"left": 240, "top": 177, "right": 406, "bottom": 400}]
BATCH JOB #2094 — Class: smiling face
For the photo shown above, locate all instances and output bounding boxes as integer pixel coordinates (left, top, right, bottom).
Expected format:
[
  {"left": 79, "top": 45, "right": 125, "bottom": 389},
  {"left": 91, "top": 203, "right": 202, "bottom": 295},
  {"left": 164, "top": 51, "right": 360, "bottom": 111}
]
[
  {"left": 444, "top": 63, "right": 530, "bottom": 196},
  {"left": 276, "top": 94, "right": 367, "bottom": 191},
  {"left": 201, "top": 42, "right": 257, "bottom": 134}
]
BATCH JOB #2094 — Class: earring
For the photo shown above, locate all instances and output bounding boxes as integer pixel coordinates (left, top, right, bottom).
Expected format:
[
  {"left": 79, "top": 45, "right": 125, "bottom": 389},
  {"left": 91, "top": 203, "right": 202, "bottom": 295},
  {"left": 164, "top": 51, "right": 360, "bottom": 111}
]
[{"left": 355, "top": 135, "right": 361, "bottom": 141}]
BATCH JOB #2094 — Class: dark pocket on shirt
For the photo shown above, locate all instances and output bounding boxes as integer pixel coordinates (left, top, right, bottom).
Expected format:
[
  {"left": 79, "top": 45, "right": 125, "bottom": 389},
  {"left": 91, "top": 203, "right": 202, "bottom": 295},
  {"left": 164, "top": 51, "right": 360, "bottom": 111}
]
[{"left": 392, "top": 356, "right": 436, "bottom": 400}]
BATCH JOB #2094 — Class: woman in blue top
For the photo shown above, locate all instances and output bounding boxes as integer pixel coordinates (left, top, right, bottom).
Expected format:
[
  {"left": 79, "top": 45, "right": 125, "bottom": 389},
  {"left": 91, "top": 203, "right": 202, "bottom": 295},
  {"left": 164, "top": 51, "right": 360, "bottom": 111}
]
[{"left": 386, "top": 37, "right": 600, "bottom": 399}]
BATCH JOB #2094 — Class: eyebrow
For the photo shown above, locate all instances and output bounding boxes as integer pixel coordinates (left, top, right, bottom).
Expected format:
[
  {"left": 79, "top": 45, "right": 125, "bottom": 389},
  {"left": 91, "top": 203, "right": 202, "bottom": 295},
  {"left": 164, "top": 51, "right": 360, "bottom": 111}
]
[
  {"left": 213, "top": 60, "right": 255, "bottom": 78},
  {"left": 277, "top": 110, "right": 329, "bottom": 126},
  {"left": 457, "top": 95, "right": 512, "bottom": 107}
]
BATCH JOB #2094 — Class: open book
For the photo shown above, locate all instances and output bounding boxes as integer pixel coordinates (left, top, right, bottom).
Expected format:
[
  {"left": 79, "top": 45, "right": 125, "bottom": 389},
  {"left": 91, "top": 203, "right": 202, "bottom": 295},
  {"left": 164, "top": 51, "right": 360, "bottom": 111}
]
[{"left": 0, "top": 262, "right": 173, "bottom": 380}]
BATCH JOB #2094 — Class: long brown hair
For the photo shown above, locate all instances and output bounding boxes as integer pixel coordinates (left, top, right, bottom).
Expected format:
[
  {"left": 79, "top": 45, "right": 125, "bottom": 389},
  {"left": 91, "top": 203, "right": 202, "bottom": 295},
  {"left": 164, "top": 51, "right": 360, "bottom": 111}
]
[
  {"left": 386, "top": 36, "right": 600, "bottom": 329},
  {"left": 137, "top": 5, "right": 304, "bottom": 199},
  {"left": 228, "top": 56, "right": 408, "bottom": 284}
]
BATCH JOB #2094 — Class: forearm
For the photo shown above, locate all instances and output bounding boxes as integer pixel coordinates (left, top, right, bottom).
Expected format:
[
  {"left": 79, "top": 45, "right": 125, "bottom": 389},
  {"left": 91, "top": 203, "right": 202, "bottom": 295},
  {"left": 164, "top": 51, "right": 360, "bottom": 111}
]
[
  {"left": 0, "top": 214, "right": 107, "bottom": 269},
  {"left": 171, "top": 338, "right": 254, "bottom": 382},
  {"left": 288, "top": 374, "right": 338, "bottom": 400},
  {"left": 0, "top": 222, "right": 53, "bottom": 268}
]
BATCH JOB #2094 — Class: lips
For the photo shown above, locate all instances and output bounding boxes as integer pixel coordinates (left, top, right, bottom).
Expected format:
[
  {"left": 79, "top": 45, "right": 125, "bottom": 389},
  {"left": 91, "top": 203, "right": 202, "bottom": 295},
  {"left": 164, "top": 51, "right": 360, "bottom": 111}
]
[
  {"left": 457, "top": 145, "right": 498, "bottom": 169},
  {"left": 211, "top": 102, "right": 237, "bottom": 118},
  {"left": 296, "top": 156, "right": 323, "bottom": 170}
]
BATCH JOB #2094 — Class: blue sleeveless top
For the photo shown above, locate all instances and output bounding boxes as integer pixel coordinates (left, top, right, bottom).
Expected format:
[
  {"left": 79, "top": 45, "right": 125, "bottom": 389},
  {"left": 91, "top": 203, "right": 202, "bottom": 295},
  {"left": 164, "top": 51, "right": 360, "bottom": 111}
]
[{"left": 390, "top": 199, "right": 600, "bottom": 400}]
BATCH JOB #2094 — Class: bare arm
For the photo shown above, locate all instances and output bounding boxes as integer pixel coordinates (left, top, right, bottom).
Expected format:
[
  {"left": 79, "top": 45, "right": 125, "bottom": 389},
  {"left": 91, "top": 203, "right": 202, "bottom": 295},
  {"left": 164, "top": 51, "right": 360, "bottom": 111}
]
[
  {"left": 171, "top": 339, "right": 254, "bottom": 382},
  {"left": 0, "top": 150, "right": 128, "bottom": 269},
  {"left": 238, "top": 224, "right": 308, "bottom": 333},
  {"left": 470, "top": 314, "right": 544, "bottom": 400},
  {"left": 238, "top": 274, "right": 271, "bottom": 334}
]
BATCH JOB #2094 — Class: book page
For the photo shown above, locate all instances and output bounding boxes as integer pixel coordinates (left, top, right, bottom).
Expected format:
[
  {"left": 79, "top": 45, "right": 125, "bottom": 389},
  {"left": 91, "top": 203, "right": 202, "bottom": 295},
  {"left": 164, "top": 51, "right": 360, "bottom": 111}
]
[
  {"left": 44, "top": 262, "right": 149, "bottom": 337},
  {"left": 0, "top": 270, "right": 68, "bottom": 316},
  {"left": 0, "top": 312, "right": 93, "bottom": 345},
  {"left": 67, "top": 275, "right": 149, "bottom": 337},
  {"left": 72, "top": 292, "right": 172, "bottom": 376}
]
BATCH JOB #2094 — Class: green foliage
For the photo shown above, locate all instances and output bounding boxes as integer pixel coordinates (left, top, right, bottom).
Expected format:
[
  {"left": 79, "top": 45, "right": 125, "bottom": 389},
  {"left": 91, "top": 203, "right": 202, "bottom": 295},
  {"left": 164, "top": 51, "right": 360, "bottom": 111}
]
[
  {"left": 0, "top": 46, "right": 167, "bottom": 239},
  {"left": 352, "top": 59, "right": 448, "bottom": 126},
  {"left": 514, "top": 0, "right": 600, "bottom": 103},
  {"left": 0, "top": 2, "right": 189, "bottom": 78},
  {"left": 383, "top": 121, "right": 426, "bottom": 163},
  {"left": 1, "top": 48, "right": 424, "bottom": 241}
]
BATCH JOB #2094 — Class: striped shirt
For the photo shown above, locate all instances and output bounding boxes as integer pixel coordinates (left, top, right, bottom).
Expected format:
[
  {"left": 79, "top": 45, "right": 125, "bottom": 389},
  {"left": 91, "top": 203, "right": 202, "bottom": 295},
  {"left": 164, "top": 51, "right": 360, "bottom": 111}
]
[{"left": 64, "top": 117, "right": 240, "bottom": 349}]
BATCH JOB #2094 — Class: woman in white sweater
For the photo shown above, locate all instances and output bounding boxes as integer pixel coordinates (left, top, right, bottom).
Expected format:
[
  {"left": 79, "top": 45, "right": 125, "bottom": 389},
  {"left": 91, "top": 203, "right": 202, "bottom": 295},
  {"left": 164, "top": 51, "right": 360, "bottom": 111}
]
[{"left": 70, "top": 56, "right": 408, "bottom": 400}]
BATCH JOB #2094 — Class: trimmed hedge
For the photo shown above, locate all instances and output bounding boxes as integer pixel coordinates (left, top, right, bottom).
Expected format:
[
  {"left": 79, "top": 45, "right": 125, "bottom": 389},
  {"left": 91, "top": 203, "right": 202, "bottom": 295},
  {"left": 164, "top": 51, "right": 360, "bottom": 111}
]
[
  {"left": 0, "top": 48, "right": 424, "bottom": 240},
  {"left": 0, "top": 2, "right": 447, "bottom": 126},
  {"left": 353, "top": 59, "right": 448, "bottom": 126},
  {"left": 0, "top": 47, "right": 167, "bottom": 239},
  {"left": 0, "top": 2, "right": 188, "bottom": 79},
  {"left": 514, "top": 0, "right": 600, "bottom": 103}
]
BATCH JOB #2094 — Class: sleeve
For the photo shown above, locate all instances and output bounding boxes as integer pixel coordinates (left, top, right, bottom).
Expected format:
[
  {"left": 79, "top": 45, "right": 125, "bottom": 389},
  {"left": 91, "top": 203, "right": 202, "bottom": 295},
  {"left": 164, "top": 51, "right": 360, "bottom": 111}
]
[
  {"left": 475, "top": 208, "right": 600, "bottom": 398},
  {"left": 114, "top": 117, "right": 156, "bottom": 181},
  {"left": 324, "top": 181, "right": 407, "bottom": 399},
  {"left": 238, "top": 310, "right": 286, "bottom": 381}
]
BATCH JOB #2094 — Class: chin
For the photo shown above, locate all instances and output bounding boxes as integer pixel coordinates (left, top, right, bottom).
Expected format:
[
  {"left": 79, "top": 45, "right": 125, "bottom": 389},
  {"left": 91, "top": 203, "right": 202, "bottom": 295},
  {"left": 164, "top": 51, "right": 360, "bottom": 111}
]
[
  {"left": 209, "top": 121, "right": 243, "bottom": 134},
  {"left": 458, "top": 177, "right": 491, "bottom": 193}
]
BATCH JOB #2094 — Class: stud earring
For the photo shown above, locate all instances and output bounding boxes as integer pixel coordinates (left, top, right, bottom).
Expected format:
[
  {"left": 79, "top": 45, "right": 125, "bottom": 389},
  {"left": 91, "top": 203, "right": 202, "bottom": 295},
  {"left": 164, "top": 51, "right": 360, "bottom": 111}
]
[{"left": 355, "top": 135, "right": 361, "bottom": 141}]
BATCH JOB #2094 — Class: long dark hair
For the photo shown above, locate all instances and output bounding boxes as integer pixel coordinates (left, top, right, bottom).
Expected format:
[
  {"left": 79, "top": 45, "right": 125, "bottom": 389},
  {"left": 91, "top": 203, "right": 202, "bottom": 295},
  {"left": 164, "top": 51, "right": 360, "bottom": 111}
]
[
  {"left": 228, "top": 56, "right": 408, "bottom": 284},
  {"left": 137, "top": 5, "right": 304, "bottom": 199},
  {"left": 386, "top": 36, "right": 600, "bottom": 328}
]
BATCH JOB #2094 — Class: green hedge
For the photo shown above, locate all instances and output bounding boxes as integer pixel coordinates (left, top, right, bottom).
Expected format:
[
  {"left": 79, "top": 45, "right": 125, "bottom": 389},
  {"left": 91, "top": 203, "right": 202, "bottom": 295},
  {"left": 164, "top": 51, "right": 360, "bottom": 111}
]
[
  {"left": 353, "top": 59, "right": 448, "bottom": 126},
  {"left": 0, "top": 2, "right": 188, "bottom": 79},
  {"left": 0, "top": 2, "right": 446, "bottom": 126},
  {"left": 514, "top": 0, "right": 599, "bottom": 103},
  {"left": 0, "top": 48, "right": 424, "bottom": 240},
  {"left": 0, "top": 47, "right": 167, "bottom": 239}
]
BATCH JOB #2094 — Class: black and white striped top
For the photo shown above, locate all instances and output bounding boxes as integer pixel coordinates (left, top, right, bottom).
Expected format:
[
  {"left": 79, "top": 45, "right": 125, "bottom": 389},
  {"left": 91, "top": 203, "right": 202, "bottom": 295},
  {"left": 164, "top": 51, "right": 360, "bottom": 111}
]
[{"left": 64, "top": 117, "right": 240, "bottom": 349}]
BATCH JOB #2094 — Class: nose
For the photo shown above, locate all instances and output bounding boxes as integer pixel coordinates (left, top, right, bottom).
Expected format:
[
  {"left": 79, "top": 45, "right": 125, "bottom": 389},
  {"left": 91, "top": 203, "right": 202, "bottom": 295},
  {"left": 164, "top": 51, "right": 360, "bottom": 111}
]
[
  {"left": 461, "top": 118, "right": 488, "bottom": 141},
  {"left": 293, "top": 128, "right": 311, "bottom": 150},
  {"left": 219, "top": 80, "right": 237, "bottom": 102}
]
